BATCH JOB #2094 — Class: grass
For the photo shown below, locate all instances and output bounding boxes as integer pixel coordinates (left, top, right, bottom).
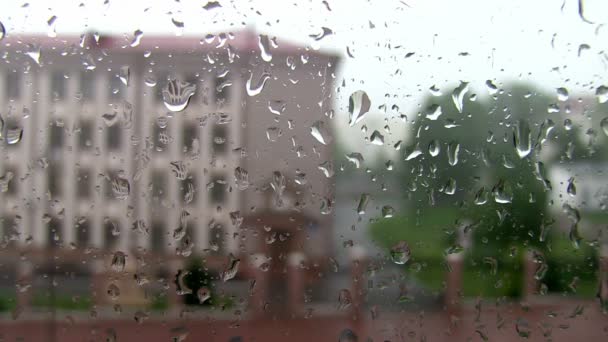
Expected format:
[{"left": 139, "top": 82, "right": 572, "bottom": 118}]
[
  {"left": 370, "top": 207, "right": 600, "bottom": 298},
  {"left": 31, "top": 294, "right": 92, "bottom": 311}
]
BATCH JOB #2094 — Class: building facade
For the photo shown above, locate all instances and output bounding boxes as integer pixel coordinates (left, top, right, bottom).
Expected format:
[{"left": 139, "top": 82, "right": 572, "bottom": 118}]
[{"left": 0, "top": 30, "right": 340, "bottom": 311}]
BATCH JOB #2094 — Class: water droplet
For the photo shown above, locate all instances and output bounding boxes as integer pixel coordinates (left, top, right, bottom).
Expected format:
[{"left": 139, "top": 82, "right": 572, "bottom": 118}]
[
  {"left": 515, "top": 318, "right": 531, "bottom": 338},
  {"left": 597, "top": 85, "right": 608, "bottom": 103},
  {"left": 134, "top": 310, "right": 149, "bottom": 324},
  {"left": 270, "top": 171, "right": 286, "bottom": 207},
  {"left": 0, "top": 171, "right": 13, "bottom": 193},
  {"left": 265, "top": 126, "right": 282, "bottom": 142},
  {"left": 111, "top": 251, "right": 126, "bottom": 272},
  {"left": 338, "top": 329, "right": 358, "bottom": 342},
  {"left": 221, "top": 254, "right": 240, "bottom": 282},
  {"left": 428, "top": 140, "right": 440, "bottom": 157},
  {"left": 556, "top": 87, "right": 569, "bottom": 101},
  {"left": 443, "top": 178, "right": 456, "bottom": 195},
  {"left": 172, "top": 18, "right": 184, "bottom": 36},
  {"left": 318, "top": 161, "right": 334, "bottom": 178},
  {"left": 176, "top": 269, "right": 192, "bottom": 295},
  {"left": 492, "top": 180, "right": 513, "bottom": 204},
  {"left": 405, "top": 143, "right": 423, "bottom": 160},
  {"left": 567, "top": 177, "right": 576, "bottom": 196},
  {"left": 25, "top": 44, "right": 41, "bottom": 66},
  {"left": 474, "top": 187, "right": 488, "bottom": 205},
  {"left": 144, "top": 75, "right": 157, "bottom": 87},
  {"left": 320, "top": 197, "right": 333, "bottom": 215},
  {"left": 337, "top": 289, "right": 352, "bottom": 310},
  {"left": 369, "top": 130, "right": 384, "bottom": 145},
  {"left": 111, "top": 173, "right": 130, "bottom": 200},
  {"left": 599, "top": 118, "right": 608, "bottom": 137},
  {"left": 258, "top": 34, "right": 272, "bottom": 62},
  {"left": 47, "top": 15, "right": 57, "bottom": 38},
  {"left": 107, "top": 283, "right": 120, "bottom": 300},
  {"left": 425, "top": 104, "right": 442, "bottom": 120},
  {"left": 451, "top": 81, "right": 469, "bottom": 113},
  {"left": 356, "top": 193, "right": 370, "bottom": 215},
  {"left": 390, "top": 241, "right": 411, "bottom": 265},
  {"left": 310, "top": 120, "right": 333, "bottom": 145},
  {"left": 309, "top": 27, "right": 333, "bottom": 41},
  {"left": 197, "top": 287, "right": 211, "bottom": 304},
  {"left": 102, "top": 112, "right": 118, "bottom": 127},
  {"left": 119, "top": 66, "right": 130, "bottom": 86},
  {"left": 234, "top": 167, "right": 250, "bottom": 190},
  {"left": 246, "top": 71, "right": 271, "bottom": 96},
  {"left": 429, "top": 85, "right": 442, "bottom": 96},
  {"left": 170, "top": 161, "right": 187, "bottom": 180},
  {"left": 0, "top": 21, "right": 6, "bottom": 41},
  {"left": 382, "top": 206, "right": 395, "bottom": 218},
  {"left": 485, "top": 80, "right": 498, "bottom": 95},
  {"left": 348, "top": 90, "right": 371, "bottom": 126},
  {"left": 513, "top": 119, "right": 532, "bottom": 158},
  {"left": 130, "top": 29, "right": 143, "bottom": 47},
  {"left": 6, "top": 127, "right": 23, "bottom": 145},
  {"left": 345, "top": 153, "right": 364, "bottom": 168},
  {"left": 447, "top": 141, "right": 460, "bottom": 166},
  {"left": 162, "top": 78, "right": 196, "bottom": 112}
]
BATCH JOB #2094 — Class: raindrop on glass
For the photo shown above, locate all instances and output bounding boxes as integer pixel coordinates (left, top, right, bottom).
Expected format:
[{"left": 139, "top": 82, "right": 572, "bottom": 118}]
[
  {"left": 258, "top": 34, "right": 272, "bottom": 62},
  {"left": 513, "top": 119, "right": 532, "bottom": 158},
  {"left": 348, "top": 90, "right": 371, "bottom": 126},
  {"left": 111, "top": 251, "right": 126, "bottom": 272},
  {"left": 246, "top": 71, "right": 271, "bottom": 96},
  {"left": 425, "top": 104, "right": 442, "bottom": 120},
  {"left": 451, "top": 81, "right": 469, "bottom": 113},
  {"left": 596, "top": 85, "right": 608, "bottom": 103},
  {"left": 6, "top": 127, "right": 23, "bottom": 145},
  {"left": 447, "top": 141, "right": 460, "bottom": 166},
  {"left": 310, "top": 120, "right": 333, "bottom": 145},
  {"left": 369, "top": 130, "right": 384, "bottom": 145},
  {"left": 162, "top": 78, "right": 196, "bottom": 112},
  {"left": 390, "top": 241, "right": 411, "bottom": 265}
]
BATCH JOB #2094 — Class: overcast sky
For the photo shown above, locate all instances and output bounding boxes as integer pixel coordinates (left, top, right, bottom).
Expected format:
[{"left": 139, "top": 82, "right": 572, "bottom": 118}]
[{"left": 2, "top": 0, "right": 608, "bottom": 158}]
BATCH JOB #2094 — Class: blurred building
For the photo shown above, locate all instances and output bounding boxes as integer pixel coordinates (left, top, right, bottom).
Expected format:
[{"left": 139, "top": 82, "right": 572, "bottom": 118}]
[{"left": 0, "top": 30, "right": 340, "bottom": 311}]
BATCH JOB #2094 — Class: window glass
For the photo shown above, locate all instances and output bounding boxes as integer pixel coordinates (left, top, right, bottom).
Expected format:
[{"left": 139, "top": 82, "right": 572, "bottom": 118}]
[
  {"left": 5, "top": 71, "right": 20, "bottom": 100},
  {"left": 3, "top": 2, "right": 608, "bottom": 340},
  {"left": 50, "top": 70, "right": 66, "bottom": 100}
]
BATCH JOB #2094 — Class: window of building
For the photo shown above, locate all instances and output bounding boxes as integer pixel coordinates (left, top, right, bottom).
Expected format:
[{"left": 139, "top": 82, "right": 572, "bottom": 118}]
[
  {"left": 106, "top": 124, "right": 122, "bottom": 150},
  {"left": 153, "top": 125, "right": 169, "bottom": 153},
  {"left": 155, "top": 72, "right": 168, "bottom": 102},
  {"left": 215, "top": 75, "right": 230, "bottom": 104},
  {"left": 182, "top": 123, "right": 198, "bottom": 152},
  {"left": 209, "top": 221, "right": 225, "bottom": 253},
  {"left": 80, "top": 71, "right": 96, "bottom": 101},
  {"left": 151, "top": 171, "right": 167, "bottom": 201},
  {"left": 49, "top": 123, "right": 64, "bottom": 150},
  {"left": 108, "top": 74, "right": 124, "bottom": 99},
  {"left": 78, "top": 120, "right": 93, "bottom": 150},
  {"left": 104, "top": 219, "right": 119, "bottom": 250},
  {"left": 47, "top": 218, "right": 62, "bottom": 248},
  {"left": 1, "top": 216, "right": 17, "bottom": 247},
  {"left": 51, "top": 70, "right": 67, "bottom": 100},
  {"left": 76, "top": 219, "right": 89, "bottom": 247},
  {"left": 77, "top": 169, "right": 91, "bottom": 199},
  {"left": 209, "top": 175, "right": 226, "bottom": 204},
  {"left": 104, "top": 169, "right": 118, "bottom": 200},
  {"left": 180, "top": 177, "right": 197, "bottom": 204},
  {"left": 5, "top": 71, "right": 20, "bottom": 100},
  {"left": 150, "top": 221, "right": 164, "bottom": 252},
  {"left": 48, "top": 163, "right": 62, "bottom": 197}
]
